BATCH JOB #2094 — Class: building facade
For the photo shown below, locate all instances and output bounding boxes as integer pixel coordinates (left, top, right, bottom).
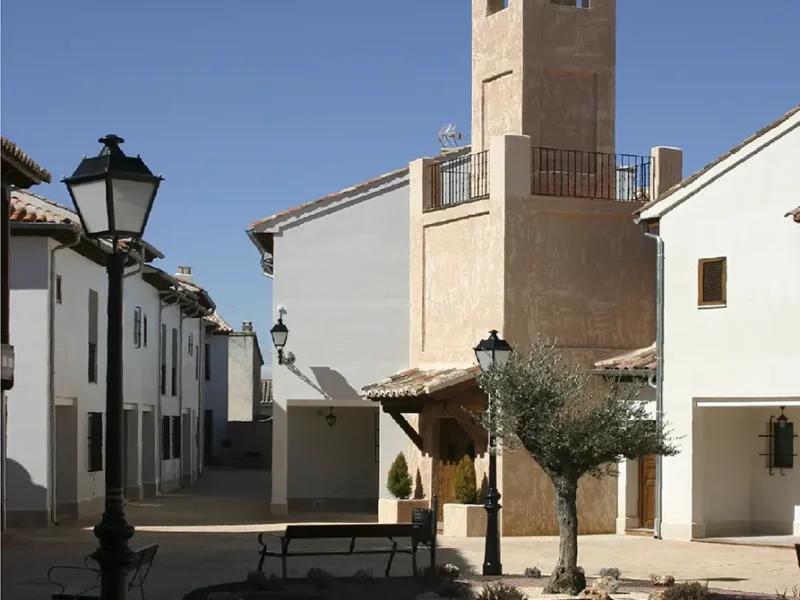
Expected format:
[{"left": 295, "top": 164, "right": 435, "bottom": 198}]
[
  {"left": 248, "top": 168, "right": 412, "bottom": 514},
  {"left": 1, "top": 137, "right": 52, "bottom": 532},
  {"left": 6, "top": 190, "right": 218, "bottom": 527},
  {"left": 203, "top": 315, "right": 265, "bottom": 463},
  {"left": 632, "top": 105, "right": 800, "bottom": 541}
]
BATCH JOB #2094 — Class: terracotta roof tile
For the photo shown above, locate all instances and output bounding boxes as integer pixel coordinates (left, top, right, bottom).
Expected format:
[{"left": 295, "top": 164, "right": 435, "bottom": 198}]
[
  {"left": 637, "top": 104, "right": 800, "bottom": 217},
  {"left": 361, "top": 366, "right": 479, "bottom": 400},
  {"left": 785, "top": 206, "right": 800, "bottom": 223},
  {"left": 593, "top": 343, "right": 656, "bottom": 372},
  {"left": 9, "top": 196, "right": 77, "bottom": 227},
  {"left": 1, "top": 137, "right": 51, "bottom": 183},
  {"left": 205, "top": 311, "right": 232, "bottom": 332}
]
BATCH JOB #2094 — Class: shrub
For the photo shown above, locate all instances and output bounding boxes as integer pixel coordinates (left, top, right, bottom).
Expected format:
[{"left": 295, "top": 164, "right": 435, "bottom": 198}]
[
  {"left": 662, "top": 581, "right": 711, "bottom": 600},
  {"left": 453, "top": 455, "right": 479, "bottom": 504},
  {"left": 599, "top": 567, "right": 622, "bottom": 579},
  {"left": 387, "top": 452, "right": 412, "bottom": 500},
  {"left": 476, "top": 582, "right": 529, "bottom": 600},
  {"left": 524, "top": 566, "right": 542, "bottom": 578}
]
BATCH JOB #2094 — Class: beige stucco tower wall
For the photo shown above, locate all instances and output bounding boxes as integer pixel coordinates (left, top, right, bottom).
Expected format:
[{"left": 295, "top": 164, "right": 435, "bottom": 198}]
[{"left": 471, "top": 0, "right": 615, "bottom": 153}]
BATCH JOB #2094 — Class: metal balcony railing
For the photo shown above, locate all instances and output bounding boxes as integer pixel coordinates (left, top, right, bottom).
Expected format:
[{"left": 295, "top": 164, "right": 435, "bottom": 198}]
[{"left": 428, "top": 150, "right": 490, "bottom": 211}]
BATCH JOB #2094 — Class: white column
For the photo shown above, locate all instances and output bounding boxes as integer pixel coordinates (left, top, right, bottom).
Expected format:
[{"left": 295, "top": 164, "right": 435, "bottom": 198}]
[{"left": 270, "top": 401, "right": 288, "bottom": 515}]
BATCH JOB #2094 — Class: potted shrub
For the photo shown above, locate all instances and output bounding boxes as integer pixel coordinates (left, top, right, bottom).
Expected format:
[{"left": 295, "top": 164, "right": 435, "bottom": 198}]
[
  {"left": 378, "top": 452, "right": 429, "bottom": 523},
  {"left": 444, "top": 455, "right": 487, "bottom": 537}
]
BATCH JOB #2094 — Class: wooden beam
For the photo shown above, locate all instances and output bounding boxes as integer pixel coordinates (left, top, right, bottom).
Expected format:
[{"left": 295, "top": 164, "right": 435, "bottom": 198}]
[
  {"left": 445, "top": 402, "right": 488, "bottom": 453},
  {"left": 387, "top": 411, "right": 424, "bottom": 451}
]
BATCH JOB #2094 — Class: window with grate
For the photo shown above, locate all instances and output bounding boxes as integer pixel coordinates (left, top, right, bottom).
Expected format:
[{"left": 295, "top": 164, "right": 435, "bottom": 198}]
[
  {"left": 188, "top": 333, "right": 193, "bottom": 355},
  {"left": 698, "top": 257, "right": 727, "bottom": 307},
  {"left": 160, "top": 324, "right": 167, "bottom": 394},
  {"left": 204, "top": 343, "right": 211, "bottom": 381},
  {"left": 88, "top": 289, "right": 99, "bottom": 383},
  {"left": 88, "top": 412, "right": 103, "bottom": 472},
  {"left": 133, "top": 307, "right": 142, "bottom": 348},
  {"left": 172, "top": 416, "right": 182, "bottom": 459},
  {"left": 143, "top": 314, "right": 148, "bottom": 347},
  {"left": 171, "top": 328, "right": 178, "bottom": 396},
  {"left": 161, "top": 415, "right": 171, "bottom": 459},
  {"left": 56, "top": 275, "right": 63, "bottom": 304}
]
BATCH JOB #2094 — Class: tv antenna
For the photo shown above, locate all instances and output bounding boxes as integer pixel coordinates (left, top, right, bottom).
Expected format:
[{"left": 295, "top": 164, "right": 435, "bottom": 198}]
[{"left": 438, "top": 123, "right": 462, "bottom": 154}]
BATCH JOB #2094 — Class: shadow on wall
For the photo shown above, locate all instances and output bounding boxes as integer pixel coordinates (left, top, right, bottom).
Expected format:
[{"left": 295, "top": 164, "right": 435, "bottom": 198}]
[
  {"left": 5, "top": 458, "right": 48, "bottom": 527},
  {"left": 309, "top": 367, "right": 361, "bottom": 401}
]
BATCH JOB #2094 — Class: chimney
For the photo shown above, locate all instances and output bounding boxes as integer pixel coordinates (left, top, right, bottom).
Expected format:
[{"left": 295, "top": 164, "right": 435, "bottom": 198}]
[
  {"left": 174, "top": 265, "right": 193, "bottom": 283},
  {"left": 241, "top": 321, "right": 253, "bottom": 332}
]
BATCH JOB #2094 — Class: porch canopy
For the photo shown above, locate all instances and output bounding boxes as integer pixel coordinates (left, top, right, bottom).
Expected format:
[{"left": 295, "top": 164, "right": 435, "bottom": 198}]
[{"left": 361, "top": 367, "right": 488, "bottom": 453}]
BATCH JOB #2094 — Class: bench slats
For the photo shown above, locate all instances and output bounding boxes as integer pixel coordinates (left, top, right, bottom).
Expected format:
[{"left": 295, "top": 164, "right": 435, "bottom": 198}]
[{"left": 281, "top": 523, "right": 419, "bottom": 539}]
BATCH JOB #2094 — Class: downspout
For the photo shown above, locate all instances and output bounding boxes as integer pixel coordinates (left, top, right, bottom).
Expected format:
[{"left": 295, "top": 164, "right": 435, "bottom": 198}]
[
  {"left": 123, "top": 250, "right": 145, "bottom": 279},
  {"left": 643, "top": 226, "right": 664, "bottom": 540},
  {"left": 48, "top": 230, "right": 83, "bottom": 525}
]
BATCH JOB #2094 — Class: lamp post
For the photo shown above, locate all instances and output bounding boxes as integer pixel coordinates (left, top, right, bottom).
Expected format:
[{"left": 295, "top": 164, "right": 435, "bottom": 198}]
[
  {"left": 473, "top": 329, "right": 513, "bottom": 577},
  {"left": 63, "top": 134, "right": 162, "bottom": 600},
  {"left": 270, "top": 316, "right": 289, "bottom": 365}
]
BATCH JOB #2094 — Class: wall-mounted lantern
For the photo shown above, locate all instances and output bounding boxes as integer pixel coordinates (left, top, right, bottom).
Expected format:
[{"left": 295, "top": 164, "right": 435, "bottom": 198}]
[
  {"left": 759, "top": 406, "right": 797, "bottom": 476},
  {"left": 270, "top": 306, "right": 295, "bottom": 366},
  {"left": 325, "top": 407, "right": 337, "bottom": 428}
]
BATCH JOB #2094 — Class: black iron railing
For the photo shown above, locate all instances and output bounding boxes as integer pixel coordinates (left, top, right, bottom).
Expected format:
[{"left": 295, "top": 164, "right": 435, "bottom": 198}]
[
  {"left": 428, "top": 150, "right": 490, "bottom": 210},
  {"left": 531, "top": 147, "right": 652, "bottom": 202}
]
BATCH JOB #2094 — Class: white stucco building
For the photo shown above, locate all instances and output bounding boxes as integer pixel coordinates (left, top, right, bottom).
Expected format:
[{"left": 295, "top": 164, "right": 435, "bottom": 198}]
[
  {"left": 600, "top": 104, "right": 800, "bottom": 541},
  {"left": 203, "top": 313, "right": 265, "bottom": 462},
  {"left": 6, "top": 190, "right": 220, "bottom": 528},
  {"left": 247, "top": 168, "right": 413, "bottom": 514}
]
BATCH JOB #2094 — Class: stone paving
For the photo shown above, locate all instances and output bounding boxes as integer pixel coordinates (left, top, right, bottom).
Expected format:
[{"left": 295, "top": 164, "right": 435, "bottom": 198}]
[{"left": 1, "top": 469, "right": 797, "bottom": 599}]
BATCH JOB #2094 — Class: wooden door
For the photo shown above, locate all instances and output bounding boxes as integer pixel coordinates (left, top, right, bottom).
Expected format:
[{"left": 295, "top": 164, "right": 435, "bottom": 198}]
[
  {"left": 436, "top": 418, "right": 476, "bottom": 521},
  {"left": 639, "top": 454, "right": 657, "bottom": 529}
]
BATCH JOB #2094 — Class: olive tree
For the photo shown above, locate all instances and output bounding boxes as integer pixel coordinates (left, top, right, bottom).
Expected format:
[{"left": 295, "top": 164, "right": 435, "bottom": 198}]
[{"left": 476, "top": 339, "right": 679, "bottom": 595}]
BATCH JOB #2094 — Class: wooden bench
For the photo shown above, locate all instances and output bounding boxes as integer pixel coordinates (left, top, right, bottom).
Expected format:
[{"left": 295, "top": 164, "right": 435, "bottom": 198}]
[
  {"left": 47, "top": 544, "right": 158, "bottom": 600},
  {"left": 256, "top": 501, "right": 438, "bottom": 579}
]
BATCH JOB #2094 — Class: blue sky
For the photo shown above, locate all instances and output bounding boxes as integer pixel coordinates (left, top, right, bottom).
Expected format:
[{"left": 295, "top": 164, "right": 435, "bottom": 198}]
[{"left": 3, "top": 0, "right": 799, "bottom": 374}]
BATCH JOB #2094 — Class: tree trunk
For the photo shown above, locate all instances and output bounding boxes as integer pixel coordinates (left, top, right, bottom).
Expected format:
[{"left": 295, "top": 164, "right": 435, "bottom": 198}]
[{"left": 544, "top": 475, "right": 586, "bottom": 595}]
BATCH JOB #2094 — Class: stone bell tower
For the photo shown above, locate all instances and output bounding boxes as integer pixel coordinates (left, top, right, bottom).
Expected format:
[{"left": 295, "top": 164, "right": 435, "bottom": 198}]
[{"left": 470, "top": 0, "right": 616, "bottom": 154}]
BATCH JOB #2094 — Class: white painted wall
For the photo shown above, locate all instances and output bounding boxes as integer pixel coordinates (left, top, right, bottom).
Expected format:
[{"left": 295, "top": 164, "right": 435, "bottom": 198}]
[
  {"left": 657, "top": 119, "right": 800, "bottom": 540},
  {"left": 7, "top": 205, "right": 213, "bottom": 524},
  {"left": 6, "top": 236, "right": 50, "bottom": 521},
  {"left": 268, "top": 171, "right": 410, "bottom": 510},
  {"left": 205, "top": 334, "right": 229, "bottom": 457}
]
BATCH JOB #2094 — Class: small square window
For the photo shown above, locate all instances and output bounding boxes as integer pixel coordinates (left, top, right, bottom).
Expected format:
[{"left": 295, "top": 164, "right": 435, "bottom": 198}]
[
  {"left": 55, "top": 275, "right": 63, "bottom": 304},
  {"left": 698, "top": 257, "right": 727, "bottom": 307}
]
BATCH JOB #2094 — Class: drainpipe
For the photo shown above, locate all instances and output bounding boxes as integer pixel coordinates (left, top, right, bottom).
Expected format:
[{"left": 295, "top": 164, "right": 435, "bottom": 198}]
[
  {"left": 123, "top": 250, "right": 145, "bottom": 280},
  {"left": 644, "top": 227, "right": 664, "bottom": 540},
  {"left": 48, "top": 231, "right": 83, "bottom": 525}
]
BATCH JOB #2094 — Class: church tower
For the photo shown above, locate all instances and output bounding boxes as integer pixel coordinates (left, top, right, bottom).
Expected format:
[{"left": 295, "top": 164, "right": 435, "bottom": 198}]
[{"left": 471, "top": 0, "right": 616, "bottom": 154}]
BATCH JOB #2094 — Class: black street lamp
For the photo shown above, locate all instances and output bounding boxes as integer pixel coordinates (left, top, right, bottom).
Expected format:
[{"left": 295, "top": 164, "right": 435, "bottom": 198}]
[
  {"left": 63, "top": 134, "right": 162, "bottom": 600},
  {"left": 270, "top": 316, "right": 289, "bottom": 365},
  {"left": 473, "top": 329, "right": 513, "bottom": 577}
]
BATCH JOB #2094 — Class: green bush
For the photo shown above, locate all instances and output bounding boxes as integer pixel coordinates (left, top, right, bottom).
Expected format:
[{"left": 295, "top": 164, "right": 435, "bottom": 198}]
[
  {"left": 386, "top": 452, "right": 412, "bottom": 499},
  {"left": 476, "top": 582, "right": 529, "bottom": 600},
  {"left": 453, "top": 455, "right": 479, "bottom": 504},
  {"left": 663, "top": 581, "right": 711, "bottom": 600}
]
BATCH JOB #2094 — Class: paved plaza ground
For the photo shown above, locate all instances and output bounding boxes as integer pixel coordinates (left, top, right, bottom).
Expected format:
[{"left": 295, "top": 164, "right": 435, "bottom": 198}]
[{"left": 2, "top": 469, "right": 797, "bottom": 599}]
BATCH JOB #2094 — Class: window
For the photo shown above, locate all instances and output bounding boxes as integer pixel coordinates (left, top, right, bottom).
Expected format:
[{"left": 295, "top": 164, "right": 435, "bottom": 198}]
[
  {"left": 188, "top": 333, "right": 193, "bottom": 355},
  {"left": 171, "top": 328, "right": 178, "bottom": 396},
  {"left": 161, "top": 416, "right": 171, "bottom": 459},
  {"left": 88, "top": 412, "right": 103, "bottom": 472},
  {"left": 143, "top": 315, "right": 148, "bottom": 347},
  {"left": 195, "top": 345, "right": 200, "bottom": 380},
  {"left": 160, "top": 323, "right": 167, "bottom": 395},
  {"left": 204, "top": 343, "right": 211, "bottom": 381},
  {"left": 487, "top": 0, "right": 509, "bottom": 15},
  {"left": 172, "top": 416, "right": 182, "bottom": 459},
  {"left": 133, "top": 307, "right": 142, "bottom": 348},
  {"left": 698, "top": 257, "right": 727, "bottom": 307},
  {"left": 55, "top": 275, "right": 63, "bottom": 304},
  {"left": 88, "top": 289, "right": 99, "bottom": 383}
]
